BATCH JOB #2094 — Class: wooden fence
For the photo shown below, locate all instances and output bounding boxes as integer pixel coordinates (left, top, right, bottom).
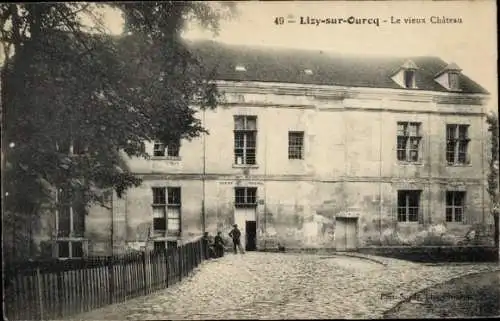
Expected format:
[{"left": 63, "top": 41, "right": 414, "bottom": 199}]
[{"left": 3, "top": 238, "right": 206, "bottom": 320}]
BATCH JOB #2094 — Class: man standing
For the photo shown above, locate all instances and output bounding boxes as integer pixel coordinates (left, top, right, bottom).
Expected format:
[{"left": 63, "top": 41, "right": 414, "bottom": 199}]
[
  {"left": 202, "top": 232, "right": 211, "bottom": 259},
  {"left": 229, "top": 224, "right": 245, "bottom": 254},
  {"left": 214, "top": 231, "right": 225, "bottom": 258}
]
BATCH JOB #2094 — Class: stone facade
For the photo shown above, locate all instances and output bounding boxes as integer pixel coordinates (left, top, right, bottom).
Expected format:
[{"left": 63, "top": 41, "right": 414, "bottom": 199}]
[
  {"left": 63, "top": 80, "right": 492, "bottom": 255},
  {"left": 25, "top": 46, "right": 494, "bottom": 256}
]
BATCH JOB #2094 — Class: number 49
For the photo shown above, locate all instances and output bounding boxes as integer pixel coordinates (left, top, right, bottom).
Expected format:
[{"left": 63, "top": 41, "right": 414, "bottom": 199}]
[{"left": 274, "top": 17, "right": 285, "bottom": 25}]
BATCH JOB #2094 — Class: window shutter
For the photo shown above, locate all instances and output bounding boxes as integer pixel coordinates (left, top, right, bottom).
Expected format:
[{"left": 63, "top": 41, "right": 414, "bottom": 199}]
[{"left": 466, "top": 152, "right": 471, "bottom": 165}]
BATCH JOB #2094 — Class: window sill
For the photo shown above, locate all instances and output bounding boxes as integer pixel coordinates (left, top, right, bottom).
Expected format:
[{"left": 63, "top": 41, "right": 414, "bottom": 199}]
[
  {"left": 233, "top": 164, "right": 259, "bottom": 169},
  {"left": 397, "top": 161, "right": 424, "bottom": 166},
  {"left": 54, "top": 237, "right": 86, "bottom": 241},
  {"left": 151, "top": 156, "right": 181, "bottom": 161},
  {"left": 151, "top": 235, "right": 182, "bottom": 241},
  {"left": 446, "top": 163, "right": 472, "bottom": 167},
  {"left": 397, "top": 221, "right": 421, "bottom": 224}
]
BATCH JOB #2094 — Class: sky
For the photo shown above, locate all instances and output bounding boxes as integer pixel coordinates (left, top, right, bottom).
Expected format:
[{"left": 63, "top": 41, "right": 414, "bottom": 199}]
[
  {"left": 100, "top": 0, "right": 497, "bottom": 110},
  {"left": 2, "top": 1, "right": 497, "bottom": 110}
]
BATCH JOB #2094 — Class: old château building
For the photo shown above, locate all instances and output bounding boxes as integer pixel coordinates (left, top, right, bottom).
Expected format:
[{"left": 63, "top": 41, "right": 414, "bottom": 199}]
[{"left": 34, "top": 40, "right": 494, "bottom": 257}]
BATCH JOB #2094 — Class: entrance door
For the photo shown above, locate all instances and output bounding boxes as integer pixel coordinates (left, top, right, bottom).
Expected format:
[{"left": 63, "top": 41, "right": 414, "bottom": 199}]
[
  {"left": 335, "top": 217, "right": 358, "bottom": 251},
  {"left": 234, "top": 207, "right": 256, "bottom": 250},
  {"left": 245, "top": 221, "right": 257, "bottom": 251}
]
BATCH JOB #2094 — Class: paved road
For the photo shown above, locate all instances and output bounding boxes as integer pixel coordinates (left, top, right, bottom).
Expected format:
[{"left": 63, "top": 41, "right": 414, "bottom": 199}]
[{"left": 71, "top": 252, "right": 500, "bottom": 320}]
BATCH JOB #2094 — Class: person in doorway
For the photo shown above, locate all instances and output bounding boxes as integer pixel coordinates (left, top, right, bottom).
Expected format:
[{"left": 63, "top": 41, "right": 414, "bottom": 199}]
[
  {"left": 229, "top": 224, "right": 245, "bottom": 254},
  {"left": 214, "top": 231, "right": 225, "bottom": 258}
]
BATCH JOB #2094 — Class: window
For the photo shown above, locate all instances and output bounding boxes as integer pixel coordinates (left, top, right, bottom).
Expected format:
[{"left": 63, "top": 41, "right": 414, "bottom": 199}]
[
  {"left": 152, "top": 187, "right": 181, "bottom": 236},
  {"left": 153, "top": 140, "right": 180, "bottom": 157},
  {"left": 397, "top": 190, "right": 421, "bottom": 222},
  {"left": 446, "top": 124, "right": 470, "bottom": 165},
  {"left": 446, "top": 191, "right": 465, "bottom": 222},
  {"left": 448, "top": 72, "right": 460, "bottom": 91},
  {"left": 57, "top": 140, "right": 87, "bottom": 155},
  {"left": 153, "top": 241, "right": 166, "bottom": 252},
  {"left": 56, "top": 188, "right": 85, "bottom": 258},
  {"left": 234, "top": 116, "right": 257, "bottom": 165},
  {"left": 234, "top": 187, "right": 257, "bottom": 207},
  {"left": 288, "top": 131, "right": 304, "bottom": 159},
  {"left": 397, "top": 122, "right": 422, "bottom": 162},
  {"left": 404, "top": 69, "right": 415, "bottom": 88}
]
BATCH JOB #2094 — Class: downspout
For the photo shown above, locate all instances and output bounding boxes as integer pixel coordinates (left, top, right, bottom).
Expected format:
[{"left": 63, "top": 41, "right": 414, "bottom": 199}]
[
  {"left": 481, "top": 112, "right": 486, "bottom": 224},
  {"left": 202, "top": 108, "right": 207, "bottom": 234},
  {"left": 379, "top": 109, "right": 383, "bottom": 240},
  {"left": 263, "top": 106, "right": 269, "bottom": 249},
  {"left": 110, "top": 191, "right": 114, "bottom": 255},
  {"left": 427, "top": 111, "right": 432, "bottom": 226}
]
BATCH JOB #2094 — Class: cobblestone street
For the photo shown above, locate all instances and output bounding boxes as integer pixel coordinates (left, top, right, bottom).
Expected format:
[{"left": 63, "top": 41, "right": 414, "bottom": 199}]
[{"left": 71, "top": 252, "right": 500, "bottom": 320}]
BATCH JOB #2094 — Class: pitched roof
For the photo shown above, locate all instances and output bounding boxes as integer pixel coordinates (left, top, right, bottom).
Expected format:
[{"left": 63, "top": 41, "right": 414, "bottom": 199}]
[{"left": 184, "top": 40, "right": 488, "bottom": 94}]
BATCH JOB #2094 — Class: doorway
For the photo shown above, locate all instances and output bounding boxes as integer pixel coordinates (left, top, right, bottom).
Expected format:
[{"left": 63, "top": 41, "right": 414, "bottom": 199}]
[
  {"left": 245, "top": 221, "right": 257, "bottom": 251},
  {"left": 234, "top": 206, "right": 257, "bottom": 250},
  {"left": 335, "top": 217, "right": 358, "bottom": 251}
]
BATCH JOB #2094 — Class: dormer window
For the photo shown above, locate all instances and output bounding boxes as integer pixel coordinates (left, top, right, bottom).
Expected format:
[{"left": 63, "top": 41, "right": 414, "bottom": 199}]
[
  {"left": 235, "top": 65, "right": 246, "bottom": 72},
  {"left": 404, "top": 70, "right": 415, "bottom": 89},
  {"left": 434, "top": 62, "right": 462, "bottom": 92},
  {"left": 448, "top": 72, "right": 460, "bottom": 91},
  {"left": 391, "top": 60, "right": 418, "bottom": 89}
]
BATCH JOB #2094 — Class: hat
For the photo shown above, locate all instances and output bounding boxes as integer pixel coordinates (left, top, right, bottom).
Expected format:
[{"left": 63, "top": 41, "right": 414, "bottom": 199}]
[{"left": 233, "top": 224, "right": 238, "bottom": 227}]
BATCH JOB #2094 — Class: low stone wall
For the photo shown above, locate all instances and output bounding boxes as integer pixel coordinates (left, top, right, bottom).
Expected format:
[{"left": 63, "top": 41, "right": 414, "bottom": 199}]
[{"left": 358, "top": 246, "right": 499, "bottom": 263}]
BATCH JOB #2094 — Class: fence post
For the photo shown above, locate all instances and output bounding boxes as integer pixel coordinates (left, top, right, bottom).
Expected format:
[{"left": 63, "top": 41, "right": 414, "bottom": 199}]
[
  {"left": 165, "top": 249, "right": 169, "bottom": 287},
  {"left": 107, "top": 257, "right": 114, "bottom": 305},
  {"left": 178, "top": 245, "right": 183, "bottom": 281},
  {"left": 142, "top": 251, "right": 148, "bottom": 295},
  {"left": 56, "top": 268, "right": 64, "bottom": 318},
  {"left": 36, "top": 266, "right": 44, "bottom": 320}
]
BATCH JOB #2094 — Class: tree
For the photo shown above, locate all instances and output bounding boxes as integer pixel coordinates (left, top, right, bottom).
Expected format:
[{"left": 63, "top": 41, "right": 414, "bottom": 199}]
[
  {"left": 1, "top": 2, "right": 237, "bottom": 260},
  {"left": 486, "top": 112, "right": 499, "bottom": 249}
]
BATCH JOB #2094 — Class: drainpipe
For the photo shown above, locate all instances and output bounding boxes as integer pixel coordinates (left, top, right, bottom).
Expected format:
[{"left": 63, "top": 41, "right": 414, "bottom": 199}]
[
  {"left": 481, "top": 112, "right": 486, "bottom": 224},
  {"left": 202, "top": 108, "right": 207, "bottom": 234},
  {"left": 379, "top": 109, "right": 383, "bottom": 240},
  {"left": 427, "top": 111, "right": 432, "bottom": 226},
  {"left": 110, "top": 190, "right": 114, "bottom": 255}
]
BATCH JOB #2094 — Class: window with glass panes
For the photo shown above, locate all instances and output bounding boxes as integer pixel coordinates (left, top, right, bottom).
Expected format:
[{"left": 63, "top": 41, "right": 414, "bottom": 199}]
[
  {"left": 234, "top": 116, "right": 257, "bottom": 165},
  {"left": 446, "top": 125, "right": 470, "bottom": 164},
  {"left": 448, "top": 72, "right": 460, "bottom": 90},
  {"left": 234, "top": 187, "right": 257, "bottom": 207},
  {"left": 56, "top": 188, "right": 86, "bottom": 258},
  {"left": 397, "top": 190, "right": 421, "bottom": 222},
  {"left": 446, "top": 191, "right": 465, "bottom": 222},
  {"left": 397, "top": 122, "right": 422, "bottom": 162},
  {"left": 153, "top": 140, "right": 180, "bottom": 157},
  {"left": 288, "top": 131, "right": 304, "bottom": 159},
  {"left": 152, "top": 187, "right": 181, "bottom": 236}
]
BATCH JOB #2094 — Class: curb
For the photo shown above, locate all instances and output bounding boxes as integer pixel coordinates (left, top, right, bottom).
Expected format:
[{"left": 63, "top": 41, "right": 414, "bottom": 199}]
[{"left": 319, "top": 253, "right": 388, "bottom": 266}]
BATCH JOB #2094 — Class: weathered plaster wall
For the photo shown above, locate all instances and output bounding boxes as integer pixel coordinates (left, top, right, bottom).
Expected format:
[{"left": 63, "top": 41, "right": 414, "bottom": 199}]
[
  {"left": 85, "top": 203, "right": 113, "bottom": 256},
  {"left": 95, "top": 83, "right": 492, "bottom": 252},
  {"left": 109, "top": 179, "right": 204, "bottom": 251}
]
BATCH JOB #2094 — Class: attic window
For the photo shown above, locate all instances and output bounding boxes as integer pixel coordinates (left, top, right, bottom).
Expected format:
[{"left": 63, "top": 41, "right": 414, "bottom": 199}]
[
  {"left": 304, "top": 69, "right": 313, "bottom": 75},
  {"left": 434, "top": 63, "right": 462, "bottom": 92},
  {"left": 448, "top": 72, "right": 460, "bottom": 91},
  {"left": 397, "top": 60, "right": 419, "bottom": 89},
  {"left": 404, "top": 69, "right": 415, "bottom": 89},
  {"left": 235, "top": 65, "right": 246, "bottom": 72}
]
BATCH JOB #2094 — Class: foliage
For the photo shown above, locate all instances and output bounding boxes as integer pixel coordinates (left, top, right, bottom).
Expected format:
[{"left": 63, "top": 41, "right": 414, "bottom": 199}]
[{"left": 0, "top": 2, "right": 237, "bottom": 260}]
